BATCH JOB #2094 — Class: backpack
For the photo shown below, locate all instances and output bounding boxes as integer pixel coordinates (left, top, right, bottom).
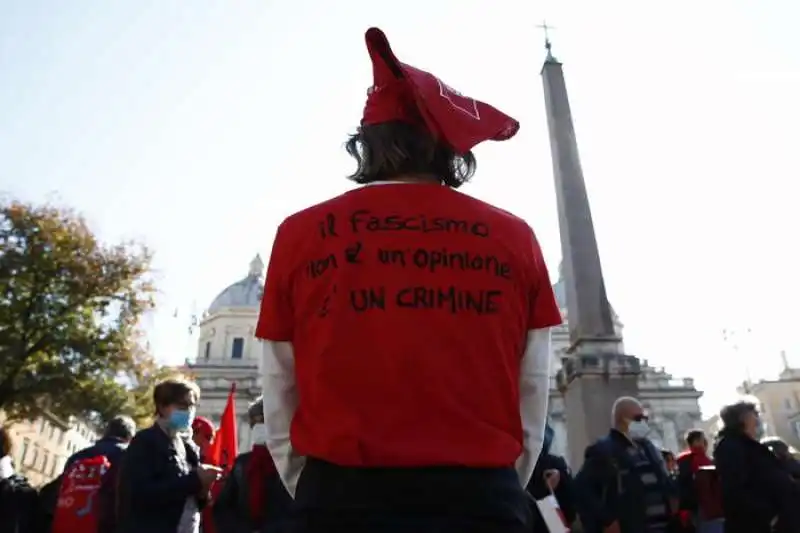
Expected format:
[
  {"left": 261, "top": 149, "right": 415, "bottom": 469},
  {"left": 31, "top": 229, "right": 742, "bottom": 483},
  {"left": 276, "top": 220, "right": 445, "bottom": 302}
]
[
  {"left": 0, "top": 474, "right": 38, "bottom": 533},
  {"left": 52, "top": 455, "right": 111, "bottom": 533}
]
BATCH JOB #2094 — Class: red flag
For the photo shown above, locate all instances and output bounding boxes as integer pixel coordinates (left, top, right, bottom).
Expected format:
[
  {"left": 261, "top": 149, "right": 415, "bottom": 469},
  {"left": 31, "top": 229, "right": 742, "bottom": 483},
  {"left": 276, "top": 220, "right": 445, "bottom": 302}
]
[{"left": 209, "top": 383, "right": 238, "bottom": 472}]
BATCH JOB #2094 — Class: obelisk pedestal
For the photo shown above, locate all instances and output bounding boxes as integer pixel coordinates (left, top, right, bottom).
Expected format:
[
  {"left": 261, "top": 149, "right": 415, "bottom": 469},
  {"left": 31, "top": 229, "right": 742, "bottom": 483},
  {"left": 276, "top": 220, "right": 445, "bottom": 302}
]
[
  {"left": 556, "top": 354, "right": 640, "bottom": 467},
  {"left": 540, "top": 40, "right": 641, "bottom": 468}
]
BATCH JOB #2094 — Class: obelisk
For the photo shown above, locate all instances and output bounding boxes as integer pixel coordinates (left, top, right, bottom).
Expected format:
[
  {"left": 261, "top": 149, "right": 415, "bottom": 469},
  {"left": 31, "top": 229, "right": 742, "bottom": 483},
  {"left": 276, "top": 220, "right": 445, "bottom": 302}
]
[{"left": 540, "top": 32, "right": 641, "bottom": 467}]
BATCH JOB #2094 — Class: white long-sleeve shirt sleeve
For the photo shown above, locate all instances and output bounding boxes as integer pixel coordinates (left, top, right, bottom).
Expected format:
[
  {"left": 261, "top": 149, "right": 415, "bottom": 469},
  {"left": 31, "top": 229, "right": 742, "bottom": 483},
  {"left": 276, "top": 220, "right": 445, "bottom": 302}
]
[
  {"left": 515, "top": 327, "right": 553, "bottom": 488},
  {"left": 261, "top": 339, "right": 304, "bottom": 498}
]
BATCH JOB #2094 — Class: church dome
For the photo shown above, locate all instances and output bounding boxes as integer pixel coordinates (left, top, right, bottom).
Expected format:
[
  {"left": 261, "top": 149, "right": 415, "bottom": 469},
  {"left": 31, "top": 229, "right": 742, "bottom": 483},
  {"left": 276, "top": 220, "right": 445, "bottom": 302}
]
[{"left": 207, "top": 255, "right": 265, "bottom": 314}]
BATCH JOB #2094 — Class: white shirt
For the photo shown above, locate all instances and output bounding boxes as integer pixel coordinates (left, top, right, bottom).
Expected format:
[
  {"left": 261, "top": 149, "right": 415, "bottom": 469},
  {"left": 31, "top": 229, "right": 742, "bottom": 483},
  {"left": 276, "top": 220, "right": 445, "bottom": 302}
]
[
  {"left": 172, "top": 433, "right": 200, "bottom": 533},
  {"left": 0, "top": 455, "right": 14, "bottom": 480}
]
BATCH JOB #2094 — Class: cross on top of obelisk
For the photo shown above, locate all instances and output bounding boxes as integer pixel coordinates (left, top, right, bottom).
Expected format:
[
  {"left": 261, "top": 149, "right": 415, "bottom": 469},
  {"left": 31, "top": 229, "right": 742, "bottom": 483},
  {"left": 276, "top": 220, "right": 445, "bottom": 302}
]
[{"left": 536, "top": 20, "right": 556, "bottom": 61}]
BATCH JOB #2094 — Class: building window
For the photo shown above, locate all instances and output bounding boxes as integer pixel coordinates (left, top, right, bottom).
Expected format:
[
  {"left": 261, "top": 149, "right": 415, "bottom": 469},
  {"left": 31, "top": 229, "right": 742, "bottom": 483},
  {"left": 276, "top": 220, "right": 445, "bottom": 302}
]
[
  {"left": 205, "top": 341, "right": 211, "bottom": 360},
  {"left": 31, "top": 447, "right": 39, "bottom": 469},
  {"left": 39, "top": 419, "right": 47, "bottom": 434},
  {"left": 19, "top": 439, "right": 29, "bottom": 466},
  {"left": 50, "top": 456, "right": 58, "bottom": 477},
  {"left": 42, "top": 451, "right": 49, "bottom": 474},
  {"left": 49, "top": 425, "right": 56, "bottom": 439},
  {"left": 231, "top": 337, "right": 244, "bottom": 359},
  {"left": 57, "top": 429, "right": 64, "bottom": 445}
]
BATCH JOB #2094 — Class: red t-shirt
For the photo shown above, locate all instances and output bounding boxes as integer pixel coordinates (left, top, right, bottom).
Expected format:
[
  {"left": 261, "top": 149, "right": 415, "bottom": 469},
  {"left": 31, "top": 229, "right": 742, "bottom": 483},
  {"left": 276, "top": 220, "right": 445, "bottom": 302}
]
[{"left": 256, "top": 183, "right": 561, "bottom": 468}]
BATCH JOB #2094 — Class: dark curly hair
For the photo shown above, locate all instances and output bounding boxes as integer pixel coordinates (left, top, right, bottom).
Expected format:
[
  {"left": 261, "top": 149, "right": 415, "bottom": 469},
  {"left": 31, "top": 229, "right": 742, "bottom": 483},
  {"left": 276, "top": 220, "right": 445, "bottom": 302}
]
[{"left": 345, "top": 121, "right": 476, "bottom": 188}]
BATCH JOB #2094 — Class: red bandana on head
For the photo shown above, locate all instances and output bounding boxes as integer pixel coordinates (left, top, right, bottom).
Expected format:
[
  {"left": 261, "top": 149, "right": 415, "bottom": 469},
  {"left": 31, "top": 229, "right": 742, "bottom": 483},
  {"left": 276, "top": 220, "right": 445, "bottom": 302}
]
[{"left": 361, "top": 27, "right": 520, "bottom": 154}]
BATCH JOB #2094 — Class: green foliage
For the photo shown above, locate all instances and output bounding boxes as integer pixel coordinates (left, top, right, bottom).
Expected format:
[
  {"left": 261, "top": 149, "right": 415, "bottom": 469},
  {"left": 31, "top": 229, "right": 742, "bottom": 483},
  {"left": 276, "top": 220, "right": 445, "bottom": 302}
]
[
  {"left": 126, "top": 358, "right": 192, "bottom": 428},
  {"left": 0, "top": 199, "right": 160, "bottom": 424}
]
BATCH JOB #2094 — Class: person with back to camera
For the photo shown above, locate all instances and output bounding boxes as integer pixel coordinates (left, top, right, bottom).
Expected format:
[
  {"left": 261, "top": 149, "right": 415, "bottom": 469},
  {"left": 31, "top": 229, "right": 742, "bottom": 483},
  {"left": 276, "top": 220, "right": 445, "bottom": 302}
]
[
  {"left": 255, "top": 27, "right": 562, "bottom": 533},
  {"left": 714, "top": 401, "right": 800, "bottom": 533},
  {"left": 48, "top": 415, "right": 137, "bottom": 533}
]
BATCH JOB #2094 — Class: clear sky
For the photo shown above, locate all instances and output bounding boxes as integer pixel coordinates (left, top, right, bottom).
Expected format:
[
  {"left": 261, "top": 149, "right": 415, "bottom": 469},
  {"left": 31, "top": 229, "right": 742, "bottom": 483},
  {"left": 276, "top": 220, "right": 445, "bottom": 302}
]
[{"left": 2, "top": 0, "right": 799, "bottom": 417}]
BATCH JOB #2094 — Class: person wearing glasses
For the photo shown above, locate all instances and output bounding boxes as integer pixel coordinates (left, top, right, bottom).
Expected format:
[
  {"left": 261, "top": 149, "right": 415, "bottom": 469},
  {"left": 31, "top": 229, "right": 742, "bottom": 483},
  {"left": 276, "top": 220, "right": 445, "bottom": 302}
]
[
  {"left": 574, "top": 397, "right": 677, "bottom": 533},
  {"left": 714, "top": 402, "right": 800, "bottom": 533},
  {"left": 117, "top": 378, "right": 222, "bottom": 533}
]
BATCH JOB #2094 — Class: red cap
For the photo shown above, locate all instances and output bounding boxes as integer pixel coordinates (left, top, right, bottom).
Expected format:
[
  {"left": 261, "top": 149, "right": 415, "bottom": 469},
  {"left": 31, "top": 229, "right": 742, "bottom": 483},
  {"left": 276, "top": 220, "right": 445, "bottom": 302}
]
[
  {"left": 192, "top": 416, "right": 215, "bottom": 439},
  {"left": 361, "top": 27, "right": 519, "bottom": 154}
]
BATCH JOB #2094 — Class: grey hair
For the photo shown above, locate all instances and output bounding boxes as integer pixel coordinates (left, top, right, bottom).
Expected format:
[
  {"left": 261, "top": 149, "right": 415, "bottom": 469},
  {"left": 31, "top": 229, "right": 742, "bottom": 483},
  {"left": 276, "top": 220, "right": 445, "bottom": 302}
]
[
  {"left": 104, "top": 415, "right": 136, "bottom": 440},
  {"left": 611, "top": 396, "right": 641, "bottom": 425}
]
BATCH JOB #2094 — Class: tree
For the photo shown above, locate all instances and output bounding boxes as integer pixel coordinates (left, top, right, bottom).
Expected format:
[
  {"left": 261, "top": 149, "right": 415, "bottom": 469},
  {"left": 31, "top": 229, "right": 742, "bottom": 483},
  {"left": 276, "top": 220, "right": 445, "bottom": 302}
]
[
  {"left": 0, "top": 199, "right": 159, "bottom": 424},
  {"left": 125, "top": 355, "right": 192, "bottom": 428}
]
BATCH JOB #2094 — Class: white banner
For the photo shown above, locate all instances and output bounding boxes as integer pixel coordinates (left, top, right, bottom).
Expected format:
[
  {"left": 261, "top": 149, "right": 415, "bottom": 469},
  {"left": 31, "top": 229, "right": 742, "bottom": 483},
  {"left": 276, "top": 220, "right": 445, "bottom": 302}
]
[{"left": 535, "top": 494, "right": 570, "bottom": 533}]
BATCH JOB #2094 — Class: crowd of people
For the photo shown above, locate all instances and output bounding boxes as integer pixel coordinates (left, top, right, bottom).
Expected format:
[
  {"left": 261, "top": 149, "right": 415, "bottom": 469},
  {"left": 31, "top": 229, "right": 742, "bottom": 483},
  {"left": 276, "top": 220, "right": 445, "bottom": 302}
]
[
  {"left": 2, "top": 384, "right": 800, "bottom": 532},
  {"left": 4, "top": 25, "right": 800, "bottom": 533}
]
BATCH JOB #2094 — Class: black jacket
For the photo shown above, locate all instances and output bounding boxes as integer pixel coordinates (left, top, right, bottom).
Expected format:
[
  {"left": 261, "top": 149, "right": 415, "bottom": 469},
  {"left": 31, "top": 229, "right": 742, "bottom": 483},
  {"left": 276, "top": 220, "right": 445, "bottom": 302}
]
[
  {"left": 65, "top": 436, "right": 128, "bottom": 470},
  {"left": 778, "top": 455, "right": 800, "bottom": 482},
  {"left": 0, "top": 474, "right": 38, "bottom": 533},
  {"left": 213, "top": 452, "right": 254, "bottom": 533},
  {"left": 213, "top": 451, "right": 295, "bottom": 533},
  {"left": 31, "top": 437, "right": 129, "bottom": 533},
  {"left": 32, "top": 474, "right": 62, "bottom": 533},
  {"left": 574, "top": 430, "right": 675, "bottom": 533},
  {"left": 526, "top": 452, "right": 576, "bottom": 531},
  {"left": 714, "top": 430, "right": 800, "bottom": 533},
  {"left": 117, "top": 424, "right": 206, "bottom": 533}
]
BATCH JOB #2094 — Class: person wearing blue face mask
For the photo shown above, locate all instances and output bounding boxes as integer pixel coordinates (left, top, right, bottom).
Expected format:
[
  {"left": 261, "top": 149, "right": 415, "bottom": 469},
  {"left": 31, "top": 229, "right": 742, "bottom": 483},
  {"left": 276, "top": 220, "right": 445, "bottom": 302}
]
[{"left": 116, "top": 377, "right": 222, "bottom": 533}]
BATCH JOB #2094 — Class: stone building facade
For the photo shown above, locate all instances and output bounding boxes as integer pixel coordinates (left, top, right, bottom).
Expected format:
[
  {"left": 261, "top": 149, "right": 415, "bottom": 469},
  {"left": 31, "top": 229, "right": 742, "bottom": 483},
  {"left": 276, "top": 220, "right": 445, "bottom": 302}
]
[
  {"left": 739, "top": 362, "right": 800, "bottom": 450},
  {"left": 548, "top": 266, "right": 703, "bottom": 461},
  {"left": 187, "top": 256, "right": 266, "bottom": 453},
  {"left": 0, "top": 411, "right": 98, "bottom": 487}
]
